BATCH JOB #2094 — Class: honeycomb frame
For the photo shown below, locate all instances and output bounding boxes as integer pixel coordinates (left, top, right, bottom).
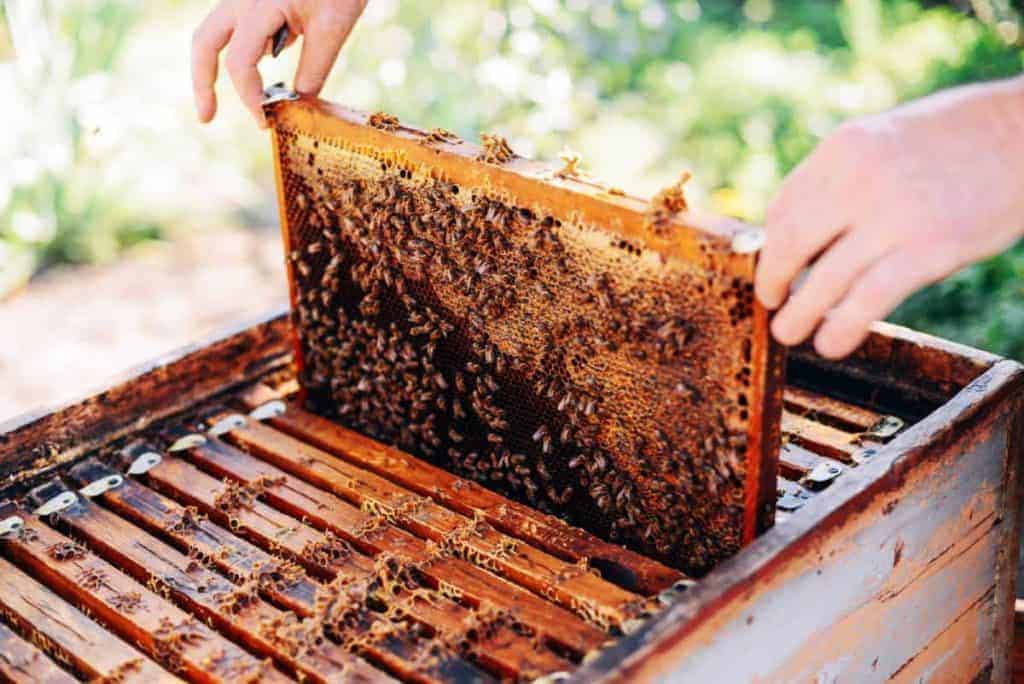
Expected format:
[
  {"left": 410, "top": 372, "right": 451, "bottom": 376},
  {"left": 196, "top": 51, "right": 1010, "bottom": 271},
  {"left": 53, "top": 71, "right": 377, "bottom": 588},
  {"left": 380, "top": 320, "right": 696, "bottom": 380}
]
[{"left": 266, "top": 96, "right": 785, "bottom": 575}]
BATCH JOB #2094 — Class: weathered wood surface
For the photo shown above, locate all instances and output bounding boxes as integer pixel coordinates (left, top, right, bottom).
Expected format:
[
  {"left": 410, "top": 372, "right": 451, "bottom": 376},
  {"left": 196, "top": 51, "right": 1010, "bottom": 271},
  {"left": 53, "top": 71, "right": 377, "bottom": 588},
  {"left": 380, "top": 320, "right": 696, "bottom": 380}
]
[
  {"left": 135, "top": 451, "right": 570, "bottom": 680},
  {"left": 781, "top": 412, "right": 863, "bottom": 462},
  {"left": 0, "top": 555, "right": 177, "bottom": 683},
  {"left": 214, "top": 414, "right": 646, "bottom": 631},
  {"left": 63, "top": 464, "right": 465, "bottom": 684},
  {"left": 572, "top": 358, "right": 1024, "bottom": 683},
  {"left": 0, "top": 311, "right": 292, "bottom": 488},
  {"left": 995, "top": 402, "right": 1024, "bottom": 681},
  {"left": 238, "top": 382, "right": 684, "bottom": 594},
  {"left": 777, "top": 442, "right": 845, "bottom": 480},
  {"left": 1012, "top": 601, "right": 1024, "bottom": 683},
  {"left": 0, "top": 503, "right": 272, "bottom": 684},
  {"left": 0, "top": 618, "right": 76, "bottom": 684},
  {"left": 34, "top": 489, "right": 350, "bottom": 684},
  {"left": 788, "top": 322, "right": 1000, "bottom": 418},
  {"left": 782, "top": 386, "right": 884, "bottom": 432},
  {"left": 178, "top": 435, "right": 606, "bottom": 656},
  {"left": 0, "top": 309, "right": 1018, "bottom": 683}
]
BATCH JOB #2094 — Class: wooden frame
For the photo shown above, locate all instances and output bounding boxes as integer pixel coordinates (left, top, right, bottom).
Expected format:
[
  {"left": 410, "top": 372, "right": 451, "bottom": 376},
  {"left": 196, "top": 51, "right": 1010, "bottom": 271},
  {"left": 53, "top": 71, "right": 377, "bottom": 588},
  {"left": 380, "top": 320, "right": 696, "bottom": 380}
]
[{"left": 1, "top": 310, "right": 1020, "bottom": 682}]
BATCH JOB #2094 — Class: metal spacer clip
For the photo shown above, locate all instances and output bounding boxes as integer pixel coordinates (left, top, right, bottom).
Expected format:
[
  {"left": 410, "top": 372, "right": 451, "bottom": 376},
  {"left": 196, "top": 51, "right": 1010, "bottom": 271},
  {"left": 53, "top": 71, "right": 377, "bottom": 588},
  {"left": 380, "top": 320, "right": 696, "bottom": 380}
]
[
  {"left": 127, "top": 451, "right": 162, "bottom": 476},
  {"left": 79, "top": 474, "right": 124, "bottom": 497},
  {"left": 263, "top": 82, "right": 299, "bottom": 105},
  {"left": 621, "top": 615, "right": 650, "bottom": 635},
  {"left": 865, "top": 415, "right": 904, "bottom": 440},
  {"left": 249, "top": 400, "right": 286, "bottom": 421},
  {"left": 34, "top": 491, "right": 78, "bottom": 517},
  {"left": 208, "top": 413, "right": 247, "bottom": 436},
  {"left": 802, "top": 461, "right": 843, "bottom": 489},
  {"left": 169, "top": 433, "right": 207, "bottom": 452},
  {"left": 531, "top": 673, "right": 571, "bottom": 684},
  {"left": 777, "top": 492, "right": 807, "bottom": 512},
  {"left": 0, "top": 515, "right": 24, "bottom": 539},
  {"left": 657, "top": 578, "right": 695, "bottom": 607},
  {"left": 851, "top": 446, "right": 879, "bottom": 465}
]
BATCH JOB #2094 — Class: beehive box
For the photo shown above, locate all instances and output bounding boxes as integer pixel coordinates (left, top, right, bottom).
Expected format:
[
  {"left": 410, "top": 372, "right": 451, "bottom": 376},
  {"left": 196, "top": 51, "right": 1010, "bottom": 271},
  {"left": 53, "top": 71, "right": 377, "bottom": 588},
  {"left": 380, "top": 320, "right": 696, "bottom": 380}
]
[{"left": 0, "top": 305, "right": 1020, "bottom": 683}]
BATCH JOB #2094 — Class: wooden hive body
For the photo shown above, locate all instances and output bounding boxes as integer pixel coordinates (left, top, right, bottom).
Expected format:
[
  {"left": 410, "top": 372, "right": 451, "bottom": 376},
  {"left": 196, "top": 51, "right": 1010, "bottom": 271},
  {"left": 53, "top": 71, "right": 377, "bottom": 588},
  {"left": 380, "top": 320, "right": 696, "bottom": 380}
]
[{"left": 0, "top": 311, "right": 1020, "bottom": 682}]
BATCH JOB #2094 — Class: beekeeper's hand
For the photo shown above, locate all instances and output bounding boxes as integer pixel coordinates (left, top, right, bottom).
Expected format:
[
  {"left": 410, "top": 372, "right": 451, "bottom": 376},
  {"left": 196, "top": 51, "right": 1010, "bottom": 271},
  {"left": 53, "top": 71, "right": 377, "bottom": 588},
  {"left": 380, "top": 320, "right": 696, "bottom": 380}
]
[
  {"left": 192, "top": 0, "right": 366, "bottom": 127},
  {"left": 756, "top": 74, "right": 1024, "bottom": 359}
]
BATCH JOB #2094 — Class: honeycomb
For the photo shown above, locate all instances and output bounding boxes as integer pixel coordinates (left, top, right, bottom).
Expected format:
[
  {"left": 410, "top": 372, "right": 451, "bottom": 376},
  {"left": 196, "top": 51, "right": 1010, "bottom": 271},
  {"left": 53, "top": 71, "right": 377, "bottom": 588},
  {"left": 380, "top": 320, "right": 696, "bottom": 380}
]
[{"left": 267, "top": 97, "right": 783, "bottom": 575}]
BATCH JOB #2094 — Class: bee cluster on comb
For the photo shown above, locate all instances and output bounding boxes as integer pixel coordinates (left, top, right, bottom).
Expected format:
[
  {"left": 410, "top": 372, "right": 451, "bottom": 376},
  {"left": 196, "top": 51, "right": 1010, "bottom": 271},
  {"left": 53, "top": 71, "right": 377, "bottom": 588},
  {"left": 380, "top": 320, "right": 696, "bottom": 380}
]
[{"left": 269, "top": 99, "right": 782, "bottom": 575}]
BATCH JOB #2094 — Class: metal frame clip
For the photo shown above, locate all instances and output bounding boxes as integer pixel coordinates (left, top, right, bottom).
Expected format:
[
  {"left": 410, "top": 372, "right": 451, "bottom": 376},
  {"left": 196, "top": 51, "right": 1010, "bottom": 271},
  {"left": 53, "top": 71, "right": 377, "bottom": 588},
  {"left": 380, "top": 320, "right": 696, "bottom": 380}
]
[
  {"left": 33, "top": 491, "right": 78, "bottom": 517},
  {"left": 79, "top": 474, "right": 124, "bottom": 497}
]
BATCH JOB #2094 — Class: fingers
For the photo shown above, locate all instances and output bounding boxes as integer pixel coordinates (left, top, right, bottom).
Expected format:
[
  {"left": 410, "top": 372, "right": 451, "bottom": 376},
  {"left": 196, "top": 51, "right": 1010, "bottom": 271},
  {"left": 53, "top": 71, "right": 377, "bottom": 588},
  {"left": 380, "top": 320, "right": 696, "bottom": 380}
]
[
  {"left": 756, "top": 174, "right": 846, "bottom": 310},
  {"left": 294, "top": 3, "right": 364, "bottom": 96},
  {"left": 225, "top": 2, "right": 288, "bottom": 127},
  {"left": 813, "top": 244, "right": 958, "bottom": 359},
  {"left": 770, "top": 227, "right": 894, "bottom": 346},
  {"left": 191, "top": 4, "right": 234, "bottom": 123}
]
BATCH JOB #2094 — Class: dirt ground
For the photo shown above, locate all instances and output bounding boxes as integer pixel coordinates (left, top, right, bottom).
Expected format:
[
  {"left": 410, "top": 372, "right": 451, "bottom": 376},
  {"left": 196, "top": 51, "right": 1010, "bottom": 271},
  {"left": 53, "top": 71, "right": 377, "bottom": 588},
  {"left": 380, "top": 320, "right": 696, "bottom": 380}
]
[{"left": 0, "top": 227, "right": 288, "bottom": 423}]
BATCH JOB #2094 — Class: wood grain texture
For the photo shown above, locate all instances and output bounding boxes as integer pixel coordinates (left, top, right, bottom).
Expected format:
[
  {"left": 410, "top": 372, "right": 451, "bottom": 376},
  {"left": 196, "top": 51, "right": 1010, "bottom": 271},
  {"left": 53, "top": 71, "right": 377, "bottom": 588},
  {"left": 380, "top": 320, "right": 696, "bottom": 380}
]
[
  {"left": 781, "top": 412, "right": 863, "bottom": 462},
  {"left": 238, "top": 382, "right": 683, "bottom": 594},
  {"left": 777, "top": 442, "right": 845, "bottom": 480},
  {"left": 0, "top": 311, "right": 292, "bottom": 489},
  {"left": 1, "top": 504, "right": 273, "bottom": 683},
  {"left": 788, "top": 321, "right": 1000, "bottom": 418},
  {"left": 38, "top": 492, "right": 353, "bottom": 684},
  {"left": 0, "top": 303, "right": 1020, "bottom": 683},
  {"left": 64, "top": 466, "right": 468, "bottom": 684},
  {"left": 138, "top": 451, "right": 571, "bottom": 681},
  {"left": 0, "top": 619, "right": 76, "bottom": 684},
  {"left": 1012, "top": 602, "right": 1024, "bottom": 683},
  {"left": 178, "top": 436, "right": 606, "bottom": 656},
  {"left": 265, "top": 97, "right": 753, "bottom": 266},
  {"left": 0, "top": 555, "right": 176, "bottom": 683},
  {"left": 887, "top": 588, "right": 994, "bottom": 684},
  {"left": 782, "top": 386, "right": 885, "bottom": 432},
  {"left": 215, "top": 416, "right": 646, "bottom": 631},
  {"left": 992, "top": 393, "right": 1024, "bottom": 681}
]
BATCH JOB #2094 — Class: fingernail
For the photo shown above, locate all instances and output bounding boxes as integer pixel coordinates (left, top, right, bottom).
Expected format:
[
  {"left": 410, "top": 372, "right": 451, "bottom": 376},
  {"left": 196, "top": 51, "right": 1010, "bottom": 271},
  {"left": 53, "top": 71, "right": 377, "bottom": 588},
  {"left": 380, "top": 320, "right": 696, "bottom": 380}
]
[
  {"left": 813, "top": 329, "right": 843, "bottom": 360},
  {"left": 770, "top": 317, "right": 793, "bottom": 346}
]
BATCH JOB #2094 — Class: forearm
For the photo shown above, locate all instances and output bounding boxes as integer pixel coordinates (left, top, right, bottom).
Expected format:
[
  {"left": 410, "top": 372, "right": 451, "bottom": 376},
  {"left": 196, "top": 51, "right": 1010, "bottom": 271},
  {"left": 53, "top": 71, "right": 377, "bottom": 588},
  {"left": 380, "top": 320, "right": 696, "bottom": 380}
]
[{"left": 1005, "top": 73, "right": 1024, "bottom": 147}]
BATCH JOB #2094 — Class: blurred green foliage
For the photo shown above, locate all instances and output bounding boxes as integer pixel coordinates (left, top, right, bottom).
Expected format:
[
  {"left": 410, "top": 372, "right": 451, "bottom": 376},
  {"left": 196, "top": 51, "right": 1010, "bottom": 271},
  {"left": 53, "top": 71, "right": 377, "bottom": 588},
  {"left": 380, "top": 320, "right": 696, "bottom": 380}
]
[
  {"left": 1, "top": 0, "right": 157, "bottom": 294},
  {"left": 2, "top": 0, "right": 1022, "bottom": 356}
]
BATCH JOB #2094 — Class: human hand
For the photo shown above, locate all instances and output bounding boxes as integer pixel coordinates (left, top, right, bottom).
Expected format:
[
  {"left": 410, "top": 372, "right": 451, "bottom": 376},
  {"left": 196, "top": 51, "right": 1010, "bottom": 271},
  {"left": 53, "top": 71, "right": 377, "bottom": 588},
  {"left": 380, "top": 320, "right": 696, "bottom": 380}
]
[
  {"left": 192, "top": 0, "right": 367, "bottom": 128},
  {"left": 756, "top": 75, "right": 1024, "bottom": 359}
]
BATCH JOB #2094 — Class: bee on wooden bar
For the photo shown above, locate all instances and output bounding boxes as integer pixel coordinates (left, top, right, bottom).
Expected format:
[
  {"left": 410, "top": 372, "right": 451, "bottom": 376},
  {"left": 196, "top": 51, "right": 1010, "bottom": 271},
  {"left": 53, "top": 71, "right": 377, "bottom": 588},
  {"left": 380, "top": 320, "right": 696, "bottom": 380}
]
[
  {"left": 477, "top": 133, "right": 515, "bottom": 164},
  {"left": 368, "top": 111, "right": 400, "bottom": 131}
]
